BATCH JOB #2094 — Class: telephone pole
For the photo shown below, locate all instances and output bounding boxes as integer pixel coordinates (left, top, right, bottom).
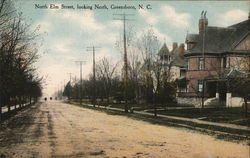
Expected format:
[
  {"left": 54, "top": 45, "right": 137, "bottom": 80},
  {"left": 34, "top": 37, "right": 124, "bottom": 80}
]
[
  {"left": 202, "top": 11, "right": 207, "bottom": 108},
  {"left": 75, "top": 61, "right": 86, "bottom": 105},
  {"left": 67, "top": 73, "right": 72, "bottom": 102},
  {"left": 87, "top": 46, "right": 100, "bottom": 107},
  {"left": 113, "top": 13, "right": 134, "bottom": 112}
]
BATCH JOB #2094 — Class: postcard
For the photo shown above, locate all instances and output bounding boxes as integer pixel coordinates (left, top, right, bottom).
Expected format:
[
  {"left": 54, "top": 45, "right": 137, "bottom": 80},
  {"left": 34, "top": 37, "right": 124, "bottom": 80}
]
[{"left": 0, "top": 0, "right": 249, "bottom": 157}]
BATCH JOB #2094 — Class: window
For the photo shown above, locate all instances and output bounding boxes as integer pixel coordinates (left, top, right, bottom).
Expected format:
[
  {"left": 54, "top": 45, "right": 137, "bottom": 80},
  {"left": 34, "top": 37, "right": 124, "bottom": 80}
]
[
  {"left": 180, "top": 69, "right": 186, "bottom": 77},
  {"left": 198, "top": 80, "right": 203, "bottom": 92},
  {"left": 198, "top": 57, "right": 204, "bottom": 70},
  {"left": 160, "top": 56, "right": 163, "bottom": 60},
  {"left": 223, "top": 57, "right": 226, "bottom": 68}
]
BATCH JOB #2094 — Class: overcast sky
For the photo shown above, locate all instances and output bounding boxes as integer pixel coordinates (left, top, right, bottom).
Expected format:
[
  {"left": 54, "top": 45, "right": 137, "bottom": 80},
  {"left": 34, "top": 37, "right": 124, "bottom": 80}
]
[{"left": 14, "top": 0, "right": 249, "bottom": 96}]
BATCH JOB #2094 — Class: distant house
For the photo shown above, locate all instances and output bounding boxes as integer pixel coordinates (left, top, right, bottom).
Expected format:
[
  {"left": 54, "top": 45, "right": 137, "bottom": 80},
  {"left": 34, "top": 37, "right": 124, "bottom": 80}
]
[
  {"left": 158, "top": 42, "right": 188, "bottom": 93},
  {"left": 181, "top": 12, "right": 250, "bottom": 106}
]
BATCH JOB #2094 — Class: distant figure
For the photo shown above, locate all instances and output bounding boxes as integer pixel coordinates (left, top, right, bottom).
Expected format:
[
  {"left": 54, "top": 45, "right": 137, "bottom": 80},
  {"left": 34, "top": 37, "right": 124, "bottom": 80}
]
[
  {"left": 44, "top": 97, "right": 47, "bottom": 101},
  {"left": 50, "top": 97, "right": 52, "bottom": 100},
  {"left": 55, "top": 97, "right": 57, "bottom": 100}
]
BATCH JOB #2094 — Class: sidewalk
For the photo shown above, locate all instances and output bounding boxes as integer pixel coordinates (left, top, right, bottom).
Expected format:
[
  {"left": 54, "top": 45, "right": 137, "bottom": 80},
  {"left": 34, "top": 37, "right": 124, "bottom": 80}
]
[
  {"left": 1, "top": 103, "right": 30, "bottom": 113},
  {"left": 78, "top": 102, "right": 250, "bottom": 134}
]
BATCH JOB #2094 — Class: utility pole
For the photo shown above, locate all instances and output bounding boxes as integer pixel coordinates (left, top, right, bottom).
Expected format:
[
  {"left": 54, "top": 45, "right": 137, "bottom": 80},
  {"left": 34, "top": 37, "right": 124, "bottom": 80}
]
[
  {"left": 75, "top": 61, "right": 85, "bottom": 105},
  {"left": 67, "top": 73, "right": 72, "bottom": 102},
  {"left": 114, "top": 13, "right": 134, "bottom": 113},
  {"left": 61, "top": 80, "right": 65, "bottom": 93},
  {"left": 57, "top": 85, "right": 60, "bottom": 99},
  {"left": 87, "top": 46, "right": 100, "bottom": 107},
  {"left": 60, "top": 81, "right": 63, "bottom": 100},
  {"left": 201, "top": 11, "right": 207, "bottom": 109}
]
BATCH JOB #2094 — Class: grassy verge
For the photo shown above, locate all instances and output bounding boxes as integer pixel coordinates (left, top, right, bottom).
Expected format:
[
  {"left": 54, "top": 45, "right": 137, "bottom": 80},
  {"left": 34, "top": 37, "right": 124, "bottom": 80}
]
[
  {"left": 147, "top": 107, "right": 249, "bottom": 126},
  {"left": 68, "top": 100, "right": 249, "bottom": 127},
  {"left": 69, "top": 100, "right": 193, "bottom": 110}
]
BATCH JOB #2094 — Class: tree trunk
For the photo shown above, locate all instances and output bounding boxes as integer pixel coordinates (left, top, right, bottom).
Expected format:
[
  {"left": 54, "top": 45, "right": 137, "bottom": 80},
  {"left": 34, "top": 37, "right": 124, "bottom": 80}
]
[
  {"left": 8, "top": 103, "right": 10, "bottom": 112},
  {"left": 244, "top": 98, "right": 248, "bottom": 117},
  {"left": 7, "top": 97, "right": 10, "bottom": 112},
  {"left": 153, "top": 93, "right": 157, "bottom": 117},
  {"left": 107, "top": 92, "right": 109, "bottom": 104},
  {"left": 14, "top": 98, "right": 17, "bottom": 109},
  {"left": 19, "top": 96, "right": 22, "bottom": 108}
]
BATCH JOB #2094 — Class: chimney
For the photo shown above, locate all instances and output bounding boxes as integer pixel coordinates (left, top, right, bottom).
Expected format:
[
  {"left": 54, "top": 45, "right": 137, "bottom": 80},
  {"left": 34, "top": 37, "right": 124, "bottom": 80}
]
[
  {"left": 172, "top": 42, "right": 178, "bottom": 51},
  {"left": 199, "top": 11, "right": 208, "bottom": 34},
  {"left": 179, "top": 44, "right": 185, "bottom": 59},
  {"left": 248, "top": 12, "right": 250, "bottom": 19}
]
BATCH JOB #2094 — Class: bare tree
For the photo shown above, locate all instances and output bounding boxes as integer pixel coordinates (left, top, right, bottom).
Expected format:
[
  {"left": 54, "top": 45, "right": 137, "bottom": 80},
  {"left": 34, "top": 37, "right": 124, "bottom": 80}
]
[
  {"left": 96, "top": 57, "right": 118, "bottom": 104},
  {"left": 136, "top": 27, "right": 161, "bottom": 106},
  {"left": 126, "top": 46, "right": 143, "bottom": 103}
]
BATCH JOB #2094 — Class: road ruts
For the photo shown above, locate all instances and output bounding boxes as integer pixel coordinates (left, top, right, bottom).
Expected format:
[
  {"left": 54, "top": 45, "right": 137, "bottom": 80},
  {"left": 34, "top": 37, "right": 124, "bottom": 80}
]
[{"left": 0, "top": 101, "right": 249, "bottom": 158}]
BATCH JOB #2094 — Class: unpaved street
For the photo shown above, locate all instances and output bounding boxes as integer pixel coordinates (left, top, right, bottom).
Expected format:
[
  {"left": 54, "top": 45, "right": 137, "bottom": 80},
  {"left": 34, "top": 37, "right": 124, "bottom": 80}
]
[{"left": 0, "top": 101, "right": 249, "bottom": 158}]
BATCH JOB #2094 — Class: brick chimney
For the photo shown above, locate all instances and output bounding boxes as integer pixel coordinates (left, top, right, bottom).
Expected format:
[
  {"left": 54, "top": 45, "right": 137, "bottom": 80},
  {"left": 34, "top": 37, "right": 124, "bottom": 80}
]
[
  {"left": 199, "top": 11, "right": 208, "bottom": 34},
  {"left": 179, "top": 44, "right": 185, "bottom": 59},
  {"left": 172, "top": 42, "right": 178, "bottom": 51}
]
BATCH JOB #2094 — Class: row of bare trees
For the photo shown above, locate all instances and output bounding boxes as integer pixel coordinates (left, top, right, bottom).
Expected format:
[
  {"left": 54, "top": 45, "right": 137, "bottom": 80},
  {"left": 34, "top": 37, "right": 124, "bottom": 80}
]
[
  {"left": 63, "top": 28, "right": 176, "bottom": 107},
  {"left": 0, "top": 0, "right": 42, "bottom": 117}
]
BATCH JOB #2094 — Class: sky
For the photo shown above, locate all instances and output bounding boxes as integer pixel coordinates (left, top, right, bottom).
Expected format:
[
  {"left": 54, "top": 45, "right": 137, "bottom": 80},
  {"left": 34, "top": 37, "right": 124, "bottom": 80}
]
[{"left": 13, "top": 0, "right": 249, "bottom": 97}]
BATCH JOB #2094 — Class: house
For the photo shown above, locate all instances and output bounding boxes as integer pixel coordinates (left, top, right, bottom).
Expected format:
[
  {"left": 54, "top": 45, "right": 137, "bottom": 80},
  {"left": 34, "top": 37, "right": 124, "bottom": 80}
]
[
  {"left": 181, "top": 11, "right": 250, "bottom": 107},
  {"left": 158, "top": 42, "right": 188, "bottom": 93}
]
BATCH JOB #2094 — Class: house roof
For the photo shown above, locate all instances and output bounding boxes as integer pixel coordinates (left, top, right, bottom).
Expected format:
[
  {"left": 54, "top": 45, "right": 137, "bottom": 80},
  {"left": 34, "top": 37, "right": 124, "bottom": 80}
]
[
  {"left": 185, "top": 18, "right": 250, "bottom": 56},
  {"left": 158, "top": 43, "right": 170, "bottom": 56},
  {"left": 170, "top": 47, "right": 188, "bottom": 67}
]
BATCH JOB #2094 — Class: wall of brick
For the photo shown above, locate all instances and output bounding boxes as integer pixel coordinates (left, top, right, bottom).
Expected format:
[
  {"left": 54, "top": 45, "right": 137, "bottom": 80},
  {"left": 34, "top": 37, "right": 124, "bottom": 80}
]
[{"left": 186, "top": 56, "right": 221, "bottom": 93}]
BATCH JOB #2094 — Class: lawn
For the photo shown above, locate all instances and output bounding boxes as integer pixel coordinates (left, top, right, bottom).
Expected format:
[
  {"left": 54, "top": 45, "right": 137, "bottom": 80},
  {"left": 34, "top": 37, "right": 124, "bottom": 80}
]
[{"left": 152, "top": 107, "right": 249, "bottom": 126}]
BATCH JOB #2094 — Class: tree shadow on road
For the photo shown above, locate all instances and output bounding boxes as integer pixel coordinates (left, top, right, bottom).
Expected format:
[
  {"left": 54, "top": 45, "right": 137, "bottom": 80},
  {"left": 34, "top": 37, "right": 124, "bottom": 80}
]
[{"left": 0, "top": 103, "right": 43, "bottom": 148}]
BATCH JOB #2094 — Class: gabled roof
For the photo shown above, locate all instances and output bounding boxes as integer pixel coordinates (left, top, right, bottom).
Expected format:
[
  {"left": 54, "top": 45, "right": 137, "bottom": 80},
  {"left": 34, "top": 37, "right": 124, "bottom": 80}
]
[
  {"left": 185, "top": 18, "right": 250, "bottom": 56},
  {"left": 158, "top": 43, "right": 170, "bottom": 56}
]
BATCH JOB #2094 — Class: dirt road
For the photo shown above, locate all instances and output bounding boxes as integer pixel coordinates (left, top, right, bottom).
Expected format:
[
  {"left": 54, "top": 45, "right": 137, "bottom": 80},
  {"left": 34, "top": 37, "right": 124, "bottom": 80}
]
[{"left": 0, "top": 101, "right": 249, "bottom": 158}]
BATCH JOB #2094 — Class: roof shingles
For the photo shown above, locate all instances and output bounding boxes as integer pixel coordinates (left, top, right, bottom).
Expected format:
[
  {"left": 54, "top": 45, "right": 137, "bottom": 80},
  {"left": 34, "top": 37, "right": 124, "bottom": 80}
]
[{"left": 186, "top": 19, "right": 250, "bottom": 56}]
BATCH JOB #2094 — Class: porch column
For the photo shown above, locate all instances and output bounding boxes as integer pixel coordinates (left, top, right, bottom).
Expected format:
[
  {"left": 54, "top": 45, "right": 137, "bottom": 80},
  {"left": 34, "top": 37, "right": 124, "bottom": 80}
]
[
  {"left": 226, "top": 80, "right": 231, "bottom": 107},
  {"left": 216, "top": 82, "right": 219, "bottom": 99},
  {"left": 216, "top": 93, "right": 219, "bottom": 98},
  {"left": 226, "top": 93, "right": 232, "bottom": 107}
]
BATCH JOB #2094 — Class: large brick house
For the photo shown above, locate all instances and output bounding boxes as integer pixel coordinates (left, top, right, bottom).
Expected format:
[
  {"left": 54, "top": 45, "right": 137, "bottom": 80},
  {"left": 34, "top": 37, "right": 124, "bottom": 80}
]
[{"left": 181, "top": 12, "right": 250, "bottom": 106}]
